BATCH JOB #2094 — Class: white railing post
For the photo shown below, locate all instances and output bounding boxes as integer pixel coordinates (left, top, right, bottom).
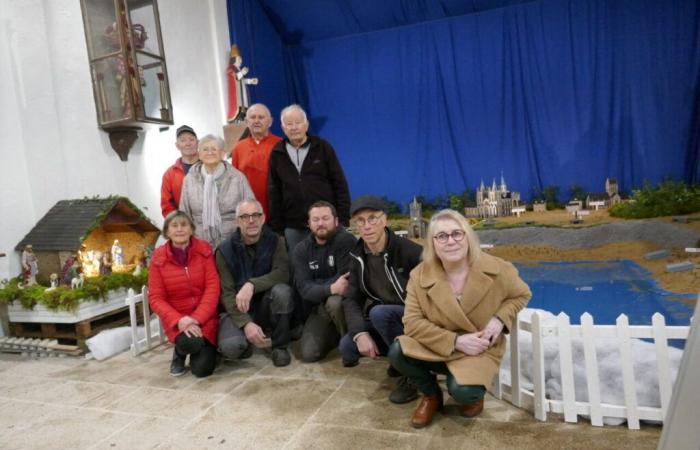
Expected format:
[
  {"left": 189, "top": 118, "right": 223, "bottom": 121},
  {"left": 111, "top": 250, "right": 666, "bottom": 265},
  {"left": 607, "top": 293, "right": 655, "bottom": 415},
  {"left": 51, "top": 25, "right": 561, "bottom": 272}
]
[
  {"left": 580, "top": 312, "right": 603, "bottom": 426},
  {"left": 557, "top": 313, "right": 577, "bottom": 423},
  {"left": 652, "top": 312, "right": 672, "bottom": 416},
  {"left": 617, "top": 314, "right": 640, "bottom": 430},
  {"left": 141, "top": 286, "right": 152, "bottom": 350},
  {"left": 126, "top": 288, "right": 139, "bottom": 356},
  {"left": 531, "top": 312, "right": 547, "bottom": 421},
  {"left": 510, "top": 314, "right": 522, "bottom": 407}
]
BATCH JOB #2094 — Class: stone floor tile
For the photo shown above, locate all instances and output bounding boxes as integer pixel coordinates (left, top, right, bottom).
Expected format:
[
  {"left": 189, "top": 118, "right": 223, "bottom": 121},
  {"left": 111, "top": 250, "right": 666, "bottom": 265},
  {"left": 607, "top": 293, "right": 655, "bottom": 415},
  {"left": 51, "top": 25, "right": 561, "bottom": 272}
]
[
  {"left": 160, "top": 422, "right": 293, "bottom": 450},
  {"left": 285, "top": 423, "right": 431, "bottom": 450},
  {"left": 105, "top": 386, "right": 225, "bottom": 420},
  {"left": 309, "top": 378, "right": 419, "bottom": 433},
  {"left": 0, "top": 375, "right": 139, "bottom": 408},
  {"left": 424, "top": 418, "right": 661, "bottom": 450},
  {"left": 0, "top": 401, "right": 133, "bottom": 450},
  {"left": 91, "top": 416, "right": 189, "bottom": 450},
  {"left": 197, "top": 377, "right": 341, "bottom": 428}
]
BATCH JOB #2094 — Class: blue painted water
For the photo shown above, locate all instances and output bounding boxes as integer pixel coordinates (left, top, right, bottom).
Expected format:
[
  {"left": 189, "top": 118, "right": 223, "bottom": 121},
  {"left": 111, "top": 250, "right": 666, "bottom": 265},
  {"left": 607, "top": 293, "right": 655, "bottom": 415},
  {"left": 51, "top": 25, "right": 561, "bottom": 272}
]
[{"left": 514, "top": 260, "right": 696, "bottom": 326}]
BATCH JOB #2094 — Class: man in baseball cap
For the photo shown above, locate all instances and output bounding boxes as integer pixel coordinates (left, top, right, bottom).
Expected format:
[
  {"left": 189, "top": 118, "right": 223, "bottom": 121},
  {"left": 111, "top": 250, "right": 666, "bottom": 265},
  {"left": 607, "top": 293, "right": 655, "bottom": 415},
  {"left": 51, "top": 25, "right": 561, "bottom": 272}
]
[
  {"left": 160, "top": 125, "right": 199, "bottom": 217},
  {"left": 341, "top": 195, "right": 423, "bottom": 404}
]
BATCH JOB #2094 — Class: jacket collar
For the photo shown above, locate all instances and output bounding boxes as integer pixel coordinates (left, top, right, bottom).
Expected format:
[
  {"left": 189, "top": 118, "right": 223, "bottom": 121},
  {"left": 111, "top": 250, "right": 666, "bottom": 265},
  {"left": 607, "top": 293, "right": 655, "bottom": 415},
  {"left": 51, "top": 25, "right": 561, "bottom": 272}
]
[
  {"left": 418, "top": 254, "right": 501, "bottom": 331},
  {"left": 152, "top": 237, "right": 212, "bottom": 267}
]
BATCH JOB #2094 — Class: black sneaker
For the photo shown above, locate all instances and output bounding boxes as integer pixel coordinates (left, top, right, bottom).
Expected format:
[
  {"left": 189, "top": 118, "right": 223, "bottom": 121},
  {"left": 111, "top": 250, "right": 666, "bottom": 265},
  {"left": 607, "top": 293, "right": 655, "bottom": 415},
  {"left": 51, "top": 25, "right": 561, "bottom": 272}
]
[
  {"left": 387, "top": 365, "right": 401, "bottom": 377},
  {"left": 271, "top": 348, "right": 291, "bottom": 367},
  {"left": 389, "top": 376, "right": 418, "bottom": 404},
  {"left": 342, "top": 358, "right": 359, "bottom": 368},
  {"left": 239, "top": 344, "right": 253, "bottom": 359},
  {"left": 170, "top": 349, "right": 187, "bottom": 377},
  {"left": 290, "top": 324, "right": 304, "bottom": 341}
]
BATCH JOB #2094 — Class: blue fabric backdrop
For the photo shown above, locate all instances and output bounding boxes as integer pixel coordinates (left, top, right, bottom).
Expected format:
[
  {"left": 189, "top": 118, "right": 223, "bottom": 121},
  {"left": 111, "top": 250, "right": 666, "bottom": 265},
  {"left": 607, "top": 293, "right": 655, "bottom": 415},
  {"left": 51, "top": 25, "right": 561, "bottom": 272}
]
[{"left": 228, "top": 0, "right": 700, "bottom": 206}]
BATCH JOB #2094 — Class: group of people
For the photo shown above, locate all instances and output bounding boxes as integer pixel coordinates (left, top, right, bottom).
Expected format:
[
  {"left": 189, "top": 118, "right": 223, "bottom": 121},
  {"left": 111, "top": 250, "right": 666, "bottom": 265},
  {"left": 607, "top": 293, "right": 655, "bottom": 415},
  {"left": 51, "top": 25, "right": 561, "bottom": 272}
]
[{"left": 151, "top": 103, "right": 531, "bottom": 428}]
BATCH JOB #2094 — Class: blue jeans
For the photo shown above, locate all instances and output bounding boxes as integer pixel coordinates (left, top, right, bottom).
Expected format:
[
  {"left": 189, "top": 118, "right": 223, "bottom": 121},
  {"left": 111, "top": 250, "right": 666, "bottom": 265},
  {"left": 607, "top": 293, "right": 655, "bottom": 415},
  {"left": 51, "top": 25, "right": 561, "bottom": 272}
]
[
  {"left": 284, "top": 227, "right": 310, "bottom": 255},
  {"left": 339, "top": 304, "right": 405, "bottom": 364}
]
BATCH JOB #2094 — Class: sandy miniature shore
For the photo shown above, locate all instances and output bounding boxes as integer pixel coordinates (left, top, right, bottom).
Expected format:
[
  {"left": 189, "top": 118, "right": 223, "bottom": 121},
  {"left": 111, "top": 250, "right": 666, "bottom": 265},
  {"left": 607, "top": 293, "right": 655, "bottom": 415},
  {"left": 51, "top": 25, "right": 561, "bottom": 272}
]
[{"left": 392, "top": 210, "right": 700, "bottom": 298}]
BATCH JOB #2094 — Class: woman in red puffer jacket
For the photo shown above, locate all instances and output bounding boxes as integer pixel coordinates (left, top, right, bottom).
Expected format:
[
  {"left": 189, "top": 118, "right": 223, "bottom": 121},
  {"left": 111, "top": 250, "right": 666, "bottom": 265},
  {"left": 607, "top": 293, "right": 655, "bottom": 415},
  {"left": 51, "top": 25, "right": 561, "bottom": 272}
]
[{"left": 148, "top": 211, "right": 220, "bottom": 377}]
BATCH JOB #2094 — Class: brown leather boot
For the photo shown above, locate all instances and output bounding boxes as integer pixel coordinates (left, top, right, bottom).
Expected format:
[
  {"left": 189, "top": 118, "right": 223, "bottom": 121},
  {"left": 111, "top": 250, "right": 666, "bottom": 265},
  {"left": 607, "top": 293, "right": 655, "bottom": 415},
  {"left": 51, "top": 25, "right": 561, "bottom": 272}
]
[
  {"left": 410, "top": 390, "right": 443, "bottom": 428},
  {"left": 460, "top": 398, "right": 484, "bottom": 418}
]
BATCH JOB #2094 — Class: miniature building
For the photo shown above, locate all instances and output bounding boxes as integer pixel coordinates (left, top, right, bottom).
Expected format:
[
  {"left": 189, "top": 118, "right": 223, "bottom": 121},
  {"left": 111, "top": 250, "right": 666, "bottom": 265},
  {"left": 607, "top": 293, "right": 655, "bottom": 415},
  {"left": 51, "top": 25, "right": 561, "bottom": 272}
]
[
  {"left": 532, "top": 201, "right": 547, "bottom": 212},
  {"left": 15, "top": 197, "right": 159, "bottom": 279},
  {"left": 586, "top": 177, "right": 623, "bottom": 209},
  {"left": 464, "top": 174, "right": 520, "bottom": 218},
  {"left": 566, "top": 199, "right": 583, "bottom": 213},
  {"left": 408, "top": 197, "right": 428, "bottom": 239}
]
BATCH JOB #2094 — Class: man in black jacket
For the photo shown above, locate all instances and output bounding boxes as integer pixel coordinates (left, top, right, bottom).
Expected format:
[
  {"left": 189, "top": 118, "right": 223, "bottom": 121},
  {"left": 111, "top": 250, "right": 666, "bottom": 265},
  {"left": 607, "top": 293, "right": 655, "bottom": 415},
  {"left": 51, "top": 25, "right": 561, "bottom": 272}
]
[
  {"left": 293, "top": 201, "right": 357, "bottom": 362},
  {"left": 341, "top": 196, "right": 422, "bottom": 404},
  {"left": 268, "top": 104, "right": 351, "bottom": 252}
]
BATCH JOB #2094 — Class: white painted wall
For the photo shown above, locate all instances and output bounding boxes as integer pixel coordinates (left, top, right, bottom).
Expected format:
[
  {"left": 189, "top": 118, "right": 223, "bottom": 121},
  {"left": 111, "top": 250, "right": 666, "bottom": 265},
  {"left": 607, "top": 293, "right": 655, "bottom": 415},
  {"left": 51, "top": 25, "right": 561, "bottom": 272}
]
[{"left": 0, "top": 0, "right": 230, "bottom": 280}]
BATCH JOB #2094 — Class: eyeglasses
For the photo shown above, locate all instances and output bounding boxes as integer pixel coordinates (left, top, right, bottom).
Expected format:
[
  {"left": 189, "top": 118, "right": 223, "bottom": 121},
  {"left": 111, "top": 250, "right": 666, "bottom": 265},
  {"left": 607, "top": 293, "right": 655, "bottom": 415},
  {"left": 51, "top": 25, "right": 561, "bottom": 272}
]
[
  {"left": 238, "top": 212, "right": 263, "bottom": 221},
  {"left": 433, "top": 230, "right": 466, "bottom": 244},
  {"left": 354, "top": 213, "right": 384, "bottom": 227}
]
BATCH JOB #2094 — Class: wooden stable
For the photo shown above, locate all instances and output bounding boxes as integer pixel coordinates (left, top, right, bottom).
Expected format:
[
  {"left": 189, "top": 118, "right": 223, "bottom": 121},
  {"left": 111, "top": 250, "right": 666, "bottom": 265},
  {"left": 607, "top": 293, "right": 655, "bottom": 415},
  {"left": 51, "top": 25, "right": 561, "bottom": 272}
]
[{"left": 15, "top": 197, "right": 159, "bottom": 279}]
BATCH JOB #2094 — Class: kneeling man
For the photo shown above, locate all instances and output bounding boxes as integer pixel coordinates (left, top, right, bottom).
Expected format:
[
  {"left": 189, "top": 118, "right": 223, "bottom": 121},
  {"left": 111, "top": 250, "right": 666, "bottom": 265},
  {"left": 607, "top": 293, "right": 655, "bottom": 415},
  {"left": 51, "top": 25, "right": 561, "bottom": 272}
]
[
  {"left": 217, "top": 199, "right": 295, "bottom": 367},
  {"left": 293, "top": 201, "right": 357, "bottom": 362},
  {"left": 341, "top": 196, "right": 423, "bottom": 403}
]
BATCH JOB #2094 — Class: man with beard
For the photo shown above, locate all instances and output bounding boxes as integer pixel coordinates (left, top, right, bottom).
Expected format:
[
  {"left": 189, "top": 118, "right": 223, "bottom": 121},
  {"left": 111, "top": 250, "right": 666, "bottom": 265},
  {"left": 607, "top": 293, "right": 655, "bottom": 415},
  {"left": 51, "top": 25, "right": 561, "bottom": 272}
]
[{"left": 292, "top": 201, "right": 357, "bottom": 362}]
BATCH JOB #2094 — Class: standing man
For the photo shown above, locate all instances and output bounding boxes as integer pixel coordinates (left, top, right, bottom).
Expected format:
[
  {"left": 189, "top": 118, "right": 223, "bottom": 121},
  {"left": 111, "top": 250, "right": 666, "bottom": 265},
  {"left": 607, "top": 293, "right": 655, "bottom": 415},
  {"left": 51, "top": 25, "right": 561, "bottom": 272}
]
[
  {"left": 341, "top": 196, "right": 422, "bottom": 404},
  {"left": 293, "top": 201, "right": 357, "bottom": 362},
  {"left": 231, "top": 104, "right": 282, "bottom": 218},
  {"left": 268, "top": 104, "right": 351, "bottom": 252},
  {"left": 161, "top": 125, "right": 199, "bottom": 217},
  {"left": 216, "top": 199, "right": 295, "bottom": 367}
]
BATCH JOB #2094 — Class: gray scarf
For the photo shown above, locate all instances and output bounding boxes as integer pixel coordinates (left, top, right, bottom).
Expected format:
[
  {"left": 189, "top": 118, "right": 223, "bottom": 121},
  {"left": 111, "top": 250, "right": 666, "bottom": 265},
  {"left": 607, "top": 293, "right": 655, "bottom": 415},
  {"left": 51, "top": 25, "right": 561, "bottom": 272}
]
[{"left": 201, "top": 162, "right": 225, "bottom": 246}]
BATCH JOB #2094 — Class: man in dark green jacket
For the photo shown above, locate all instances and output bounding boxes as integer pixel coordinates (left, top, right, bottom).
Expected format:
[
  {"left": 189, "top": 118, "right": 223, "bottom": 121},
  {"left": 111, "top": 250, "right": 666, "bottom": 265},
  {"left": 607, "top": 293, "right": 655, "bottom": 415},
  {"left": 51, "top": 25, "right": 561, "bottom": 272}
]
[{"left": 216, "top": 199, "right": 294, "bottom": 367}]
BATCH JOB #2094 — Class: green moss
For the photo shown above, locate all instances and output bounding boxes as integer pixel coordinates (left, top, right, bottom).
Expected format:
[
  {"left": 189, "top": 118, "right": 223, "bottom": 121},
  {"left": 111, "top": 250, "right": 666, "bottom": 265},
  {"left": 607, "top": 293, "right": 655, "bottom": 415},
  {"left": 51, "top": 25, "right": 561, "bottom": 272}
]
[
  {"left": 0, "top": 270, "right": 148, "bottom": 312},
  {"left": 609, "top": 180, "right": 700, "bottom": 219}
]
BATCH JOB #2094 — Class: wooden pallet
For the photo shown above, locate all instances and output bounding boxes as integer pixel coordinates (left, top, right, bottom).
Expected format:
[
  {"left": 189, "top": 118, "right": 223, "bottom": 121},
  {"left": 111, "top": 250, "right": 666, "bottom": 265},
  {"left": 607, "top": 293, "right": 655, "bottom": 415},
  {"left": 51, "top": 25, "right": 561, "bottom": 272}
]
[
  {"left": 0, "top": 337, "right": 82, "bottom": 356},
  {"left": 9, "top": 304, "right": 141, "bottom": 349}
]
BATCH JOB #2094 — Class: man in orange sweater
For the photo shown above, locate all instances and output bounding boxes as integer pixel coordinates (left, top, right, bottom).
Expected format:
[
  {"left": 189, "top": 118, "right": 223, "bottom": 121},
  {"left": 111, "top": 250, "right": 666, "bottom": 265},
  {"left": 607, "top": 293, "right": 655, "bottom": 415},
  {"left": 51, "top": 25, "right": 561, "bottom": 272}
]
[
  {"left": 231, "top": 104, "right": 282, "bottom": 219},
  {"left": 160, "top": 125, "right": 199, "bottom": 217}
]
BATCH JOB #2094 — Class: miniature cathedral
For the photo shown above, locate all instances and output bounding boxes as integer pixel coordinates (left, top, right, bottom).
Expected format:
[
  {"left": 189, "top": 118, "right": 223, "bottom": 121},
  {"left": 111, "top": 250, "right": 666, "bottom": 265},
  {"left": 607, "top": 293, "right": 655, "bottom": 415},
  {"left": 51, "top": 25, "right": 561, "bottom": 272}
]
[{"left": 465, "top": 174, "right": 521, "bottom": 218}]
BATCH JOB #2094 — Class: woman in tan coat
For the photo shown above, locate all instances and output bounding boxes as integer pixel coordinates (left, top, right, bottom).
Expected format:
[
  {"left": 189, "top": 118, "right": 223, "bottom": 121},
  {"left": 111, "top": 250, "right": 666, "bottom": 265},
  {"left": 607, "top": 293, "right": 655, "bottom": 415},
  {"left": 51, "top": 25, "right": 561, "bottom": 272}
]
[{"left": 388, "top": 209, "right": 531, "bottom": 428}]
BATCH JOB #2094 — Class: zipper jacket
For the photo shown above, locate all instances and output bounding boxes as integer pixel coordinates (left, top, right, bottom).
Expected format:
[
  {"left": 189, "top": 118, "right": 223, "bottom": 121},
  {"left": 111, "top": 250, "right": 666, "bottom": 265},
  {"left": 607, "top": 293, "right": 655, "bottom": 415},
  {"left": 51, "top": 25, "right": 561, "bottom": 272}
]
[{"left": 343, "top": 227, "right": 422, "bottom": 338}]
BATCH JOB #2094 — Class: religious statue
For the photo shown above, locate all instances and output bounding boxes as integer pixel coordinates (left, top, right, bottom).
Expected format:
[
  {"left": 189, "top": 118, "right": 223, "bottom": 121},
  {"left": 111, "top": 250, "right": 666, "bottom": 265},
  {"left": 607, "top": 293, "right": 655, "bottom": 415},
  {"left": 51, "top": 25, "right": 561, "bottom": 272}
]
[
  {"left": 100, "top": 250, "right": 113, "bottom": 275},
  {"left": 61, "top": 254, "right": 77, "bottom": 285},
  {"left": 112, "top": 240, "right": 124, "bottom": 266},
  {"left": 21, "top": 244, "right": 39, "bottom": 286},
  {"left": 46, "top": 273, "right": 59, "bottom": 292},
  {"left": 226, "top": 44, "right": 258, "bottom": 123}
]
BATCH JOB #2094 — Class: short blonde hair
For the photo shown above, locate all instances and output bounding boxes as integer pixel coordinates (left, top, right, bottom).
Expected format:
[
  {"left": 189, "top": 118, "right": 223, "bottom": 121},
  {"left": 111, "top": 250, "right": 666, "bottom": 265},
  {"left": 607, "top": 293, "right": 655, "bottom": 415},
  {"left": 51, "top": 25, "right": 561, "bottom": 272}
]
[{"left": 423, "top": 209, "right": 481, "bottom": 268}]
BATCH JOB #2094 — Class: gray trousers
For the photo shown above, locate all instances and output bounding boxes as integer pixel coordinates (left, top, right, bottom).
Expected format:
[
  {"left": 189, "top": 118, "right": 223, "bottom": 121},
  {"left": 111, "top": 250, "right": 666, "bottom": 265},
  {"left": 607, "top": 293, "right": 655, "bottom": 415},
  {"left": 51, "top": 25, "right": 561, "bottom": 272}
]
[
  {"left": 300, "top": 295, "right": 347, "bottom": 362},
  {"left": 218, "top": 284, "right": 294, "bottom": 359}
]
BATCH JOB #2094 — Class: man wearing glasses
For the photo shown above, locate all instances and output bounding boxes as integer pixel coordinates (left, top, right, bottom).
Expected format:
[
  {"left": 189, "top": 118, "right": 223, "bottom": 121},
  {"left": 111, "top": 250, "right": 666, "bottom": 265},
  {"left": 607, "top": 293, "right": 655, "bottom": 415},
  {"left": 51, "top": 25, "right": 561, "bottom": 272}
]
[
  {"left": 341, "top": 196, "right": 423, "bottom": 404},
  {"left": 216, "top": 199, "right": 295, "bottom": 367}
]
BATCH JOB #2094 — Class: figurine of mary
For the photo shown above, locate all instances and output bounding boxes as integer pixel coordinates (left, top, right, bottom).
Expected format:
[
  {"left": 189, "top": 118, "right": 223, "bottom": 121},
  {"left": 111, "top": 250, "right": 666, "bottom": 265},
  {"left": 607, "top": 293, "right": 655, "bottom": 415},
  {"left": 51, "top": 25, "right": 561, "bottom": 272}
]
[
  {"left": 112, "top": 240, "right": 124, "bottom": 266},
  {"left": 21, "top": 244, "right": 39, "bottom": 286}
]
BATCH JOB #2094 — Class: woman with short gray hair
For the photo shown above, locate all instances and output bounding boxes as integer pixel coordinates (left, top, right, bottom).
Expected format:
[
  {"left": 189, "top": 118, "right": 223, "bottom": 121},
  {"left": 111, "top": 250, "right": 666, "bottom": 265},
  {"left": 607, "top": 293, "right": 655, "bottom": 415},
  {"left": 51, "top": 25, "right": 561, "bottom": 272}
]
[{"left": 180, "top": 134, "right": 255, "bottom": 248}]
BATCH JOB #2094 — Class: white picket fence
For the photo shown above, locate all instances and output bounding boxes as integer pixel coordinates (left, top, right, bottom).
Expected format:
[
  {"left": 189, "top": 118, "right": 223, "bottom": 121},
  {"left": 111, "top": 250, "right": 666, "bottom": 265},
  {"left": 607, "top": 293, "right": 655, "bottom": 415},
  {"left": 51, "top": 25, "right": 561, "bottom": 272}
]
[
  {"left": 125, "top": 287, "right": 166, "bottom": 356},
  {"left": 494, "top": 311, "right": 690, "bottom": 430}
]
